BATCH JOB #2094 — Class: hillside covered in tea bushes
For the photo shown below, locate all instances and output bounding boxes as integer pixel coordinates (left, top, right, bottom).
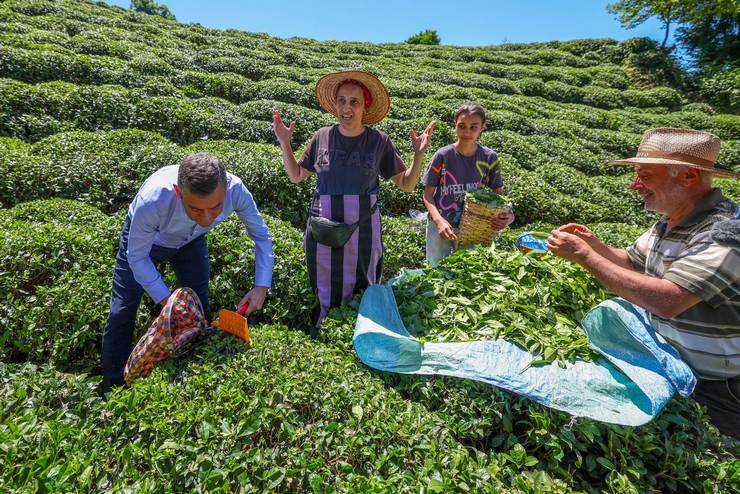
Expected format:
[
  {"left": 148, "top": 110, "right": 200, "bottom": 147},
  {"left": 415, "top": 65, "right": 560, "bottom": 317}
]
[{"left": 0, "top": 0, "right": 738, "bottom": 492}]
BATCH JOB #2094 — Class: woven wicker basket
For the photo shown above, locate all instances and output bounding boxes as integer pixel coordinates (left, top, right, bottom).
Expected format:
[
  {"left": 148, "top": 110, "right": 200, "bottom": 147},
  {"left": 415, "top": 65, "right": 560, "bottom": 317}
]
[{"left": 457, "top": 200, "right": 508, "bottom": 247}]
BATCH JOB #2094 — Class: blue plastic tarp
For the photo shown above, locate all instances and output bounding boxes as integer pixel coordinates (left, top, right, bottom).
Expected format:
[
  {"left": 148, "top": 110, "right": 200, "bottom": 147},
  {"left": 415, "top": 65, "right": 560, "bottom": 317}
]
[{"left": 353, "top": 282, "right": 696, "bottom": 426}]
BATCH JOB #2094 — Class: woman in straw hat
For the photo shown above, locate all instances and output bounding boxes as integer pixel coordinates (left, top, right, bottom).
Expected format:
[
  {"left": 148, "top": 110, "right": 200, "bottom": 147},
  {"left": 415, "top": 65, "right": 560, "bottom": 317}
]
[{"left": 272, "top": 70, "right": 435, "bottom": 328}]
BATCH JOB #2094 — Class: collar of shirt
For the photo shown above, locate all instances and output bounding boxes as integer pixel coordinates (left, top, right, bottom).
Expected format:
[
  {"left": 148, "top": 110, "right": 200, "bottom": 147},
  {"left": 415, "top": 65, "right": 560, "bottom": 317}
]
[{"left": 655, "top": 188, "right": 726, "bottom": 237}]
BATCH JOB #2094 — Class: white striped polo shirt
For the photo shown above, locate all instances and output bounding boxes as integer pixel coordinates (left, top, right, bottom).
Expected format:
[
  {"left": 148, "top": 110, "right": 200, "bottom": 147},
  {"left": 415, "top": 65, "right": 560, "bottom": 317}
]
[{"left": 627, "top": 188, "right": 739, "bottom": 379}]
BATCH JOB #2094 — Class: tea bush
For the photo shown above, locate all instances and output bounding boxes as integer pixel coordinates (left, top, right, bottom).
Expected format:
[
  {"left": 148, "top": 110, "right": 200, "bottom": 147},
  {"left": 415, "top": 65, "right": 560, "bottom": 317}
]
[{"left": 2, "top": 329, "right": 557, "bottom": 493}]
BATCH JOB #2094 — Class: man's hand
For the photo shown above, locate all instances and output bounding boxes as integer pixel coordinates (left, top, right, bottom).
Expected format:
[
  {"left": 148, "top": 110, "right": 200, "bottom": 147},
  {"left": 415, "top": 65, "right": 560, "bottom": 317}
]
[
  {"left": 237, "top": 286, "right": 269, "bottom": 316},
  {"left": 557, "top": 223, "right": 600, "bottom": 249},
  {"left": 491, "top": 209, "right": 515, "bottom": 231},
  {"left": 435, "top": 217, "right": 457, "bottom": 241},
  {"left": 547, "top": 229, "right": 594, "bottom": 264}
]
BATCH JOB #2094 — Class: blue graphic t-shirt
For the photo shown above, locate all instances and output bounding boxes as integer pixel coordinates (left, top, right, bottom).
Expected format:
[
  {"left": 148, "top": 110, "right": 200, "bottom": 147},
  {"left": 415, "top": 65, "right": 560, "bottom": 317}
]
[{"left": 422, "top": 144, "right": 503, "bottom": 226}]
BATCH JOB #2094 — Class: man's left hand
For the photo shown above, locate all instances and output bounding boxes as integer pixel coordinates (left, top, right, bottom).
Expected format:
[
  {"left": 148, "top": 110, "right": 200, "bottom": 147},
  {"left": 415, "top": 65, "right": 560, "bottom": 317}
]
[
  {"left": 547, "top": 229, "right": 593, "bottom": 263},
  {"left": 237, "top": 286, "right": 269, "bottom": 315}
]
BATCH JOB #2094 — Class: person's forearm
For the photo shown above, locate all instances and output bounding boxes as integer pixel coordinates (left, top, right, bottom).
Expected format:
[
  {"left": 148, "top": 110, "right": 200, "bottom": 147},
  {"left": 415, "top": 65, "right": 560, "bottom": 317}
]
[
  {"left": 422, "top": 192, "right": 443, "bottom": 223},
  {"left": 253, "top": 238, "right": 274, "bottom": 289},
  {"left": 580, "top": 251, "right": 693, "bottom": 318},
  {"left": 279, "top": 142, "right": 304, "bottom": 183},
  {"left": 126, "top": 216, "right": 170, "bottom": 304},
  {"left": 591, "top": 244, "right": 633, "bottom": 270},
  {"left": 129, "top": 254, "right": 170, "bottom": 304},
  {"left": 398, "top": 151, "right": 425, "bottom": 192},
  {"left": 240, "top": 210, "right": 275, "bottom": 288}
]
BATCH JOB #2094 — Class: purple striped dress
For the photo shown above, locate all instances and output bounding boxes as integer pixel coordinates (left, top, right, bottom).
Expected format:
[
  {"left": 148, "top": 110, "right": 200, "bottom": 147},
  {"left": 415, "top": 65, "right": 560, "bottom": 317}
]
[{"left": 298, "top": 125, "right": 405, "bottom": 325}]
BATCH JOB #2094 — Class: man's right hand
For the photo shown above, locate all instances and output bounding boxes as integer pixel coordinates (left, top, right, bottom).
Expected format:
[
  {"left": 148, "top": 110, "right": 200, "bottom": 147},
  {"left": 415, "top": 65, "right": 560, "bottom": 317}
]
[
  {"left": 435, "top": 218, "right": 457, "bottom": 241},
  {"left": 558, "top": 223, "right": 600, "bottom": 249},
  {"left": 558, "top": 223, "right": 635, "bottom": 271},
  {"left": 547, "top": 229, "right": 594, "bottom": 264}
]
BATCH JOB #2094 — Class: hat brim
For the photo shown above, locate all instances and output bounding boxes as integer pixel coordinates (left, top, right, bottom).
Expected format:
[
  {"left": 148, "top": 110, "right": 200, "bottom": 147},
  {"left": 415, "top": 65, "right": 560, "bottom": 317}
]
[
  {"left": 315, "top": 71, "right": 391, "bottom": 125},
  {"left": 609, "top": 157, "right": 740, "bottom": 180}
]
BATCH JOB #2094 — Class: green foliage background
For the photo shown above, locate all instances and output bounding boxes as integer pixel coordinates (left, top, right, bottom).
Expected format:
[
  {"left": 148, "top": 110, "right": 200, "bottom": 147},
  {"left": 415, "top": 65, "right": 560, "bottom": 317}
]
[
  {"left": 0, "top": 0, "right": 738, "bottom": 492},
  {"left": 406, "top": 29, "right": 441, "bottom": 45}
]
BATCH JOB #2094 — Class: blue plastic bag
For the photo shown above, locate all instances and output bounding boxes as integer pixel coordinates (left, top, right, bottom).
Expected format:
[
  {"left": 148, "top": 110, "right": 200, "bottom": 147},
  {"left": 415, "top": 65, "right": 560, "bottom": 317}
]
[{"left": 516, "top": 231, "right": 550, "bottom": 254}]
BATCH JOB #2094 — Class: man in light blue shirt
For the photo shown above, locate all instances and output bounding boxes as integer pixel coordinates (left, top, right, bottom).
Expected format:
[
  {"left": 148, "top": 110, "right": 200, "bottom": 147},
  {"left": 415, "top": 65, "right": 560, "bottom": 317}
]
[{"left": 101, "top": 152, "right": 274, "bottom": 393}]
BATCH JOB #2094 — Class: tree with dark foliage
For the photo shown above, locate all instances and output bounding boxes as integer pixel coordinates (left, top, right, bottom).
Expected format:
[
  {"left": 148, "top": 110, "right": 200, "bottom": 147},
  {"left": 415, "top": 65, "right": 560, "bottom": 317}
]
[{"left": 130, "top": 0, "right": 176, "bottom": 21}]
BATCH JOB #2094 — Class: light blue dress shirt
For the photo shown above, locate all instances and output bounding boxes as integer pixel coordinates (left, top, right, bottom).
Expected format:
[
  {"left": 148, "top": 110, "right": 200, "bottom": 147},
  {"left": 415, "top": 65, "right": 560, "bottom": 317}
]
[{"left": 126, "top": 165, "right": 274, "bottom": 303}]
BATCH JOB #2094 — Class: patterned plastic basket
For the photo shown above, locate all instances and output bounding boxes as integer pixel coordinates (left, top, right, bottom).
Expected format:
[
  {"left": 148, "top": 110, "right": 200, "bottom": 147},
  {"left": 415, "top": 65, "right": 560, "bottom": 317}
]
[{"left": 457, "top": 200, "right": 509, "bottom": 247}]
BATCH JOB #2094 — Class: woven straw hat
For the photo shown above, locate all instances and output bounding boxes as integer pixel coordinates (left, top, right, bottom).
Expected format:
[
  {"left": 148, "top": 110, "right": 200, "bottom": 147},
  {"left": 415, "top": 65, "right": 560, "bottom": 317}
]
[
  {"left": 315, "top": 70, "right": 390, "bottom": 125},
  {"left": 609, "top": 127, "right": 738, "bottom": 179}
]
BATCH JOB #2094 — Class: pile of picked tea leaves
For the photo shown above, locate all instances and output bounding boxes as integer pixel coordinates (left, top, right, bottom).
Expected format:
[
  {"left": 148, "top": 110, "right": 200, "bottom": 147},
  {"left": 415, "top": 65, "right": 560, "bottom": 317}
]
[
  {"left": 392, "top": 247, "right": 606, "bottom": 366},
  {"left": 465, "top": 189, "right": 512, "bottom": 209}
]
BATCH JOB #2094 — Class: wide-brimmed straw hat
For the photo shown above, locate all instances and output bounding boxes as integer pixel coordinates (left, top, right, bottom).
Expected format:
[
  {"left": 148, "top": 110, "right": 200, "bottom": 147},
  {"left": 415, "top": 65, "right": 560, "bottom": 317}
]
[
  {"left": 609, "top": 127, "right": 738, "bottom": 179},
  {"left": 315, "top": 70, "right": 391, "bottom": 125}
]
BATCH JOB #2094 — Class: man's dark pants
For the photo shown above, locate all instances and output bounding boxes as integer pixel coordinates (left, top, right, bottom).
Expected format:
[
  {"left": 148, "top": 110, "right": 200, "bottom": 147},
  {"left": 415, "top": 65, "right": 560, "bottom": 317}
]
[
  {"left": 693, "top": 376, "right": 740, "bottom": 440},
  {"left": 101, "top": 217, "right": 210, "bottom": 393}
]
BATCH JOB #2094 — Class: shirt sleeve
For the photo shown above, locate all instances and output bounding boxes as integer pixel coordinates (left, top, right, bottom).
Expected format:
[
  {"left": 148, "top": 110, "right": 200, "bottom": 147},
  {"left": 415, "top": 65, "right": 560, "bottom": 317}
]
[
  {"left": 422, "top": 151, "right": 444, "bottom": 187},
  {"left": 126, "top": 203, "right": 170, "bottom": 304},
  {"left": 662, "top": 232, "right": 740, "bottom": 308},
  {"left": 297, "top": 132, "right": 318, "bottom": 172},
  {"left": 378, "top": 135, "right": 406, "bottom": 180},
  {"left": 233, "top": 182, "right": 275, "bottom": 288},
  {"left": 626, "top": 228, "right": 651, "bottom": 273}
]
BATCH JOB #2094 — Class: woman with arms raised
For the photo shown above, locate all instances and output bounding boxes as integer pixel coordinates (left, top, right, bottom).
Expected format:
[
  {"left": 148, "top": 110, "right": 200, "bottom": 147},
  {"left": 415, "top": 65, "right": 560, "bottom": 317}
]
[{"left": 273, "top": 70, "right": 435, "bottom": 330}]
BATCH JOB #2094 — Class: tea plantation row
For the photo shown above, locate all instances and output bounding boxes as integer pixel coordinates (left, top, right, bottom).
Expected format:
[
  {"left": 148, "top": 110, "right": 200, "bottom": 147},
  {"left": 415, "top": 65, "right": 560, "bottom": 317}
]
[{"left": 1, "top": 128, "right": 738, "bottom": 229}]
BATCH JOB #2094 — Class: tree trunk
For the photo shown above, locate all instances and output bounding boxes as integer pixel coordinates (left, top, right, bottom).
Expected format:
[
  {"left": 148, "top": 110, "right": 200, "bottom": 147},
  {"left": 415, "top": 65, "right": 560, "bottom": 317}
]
[
  {"left": 660, "top": 4, "right": 673, "bottom": 50},
  {"left": 661, "top": 18, "right": 671, "bottom": 48}
]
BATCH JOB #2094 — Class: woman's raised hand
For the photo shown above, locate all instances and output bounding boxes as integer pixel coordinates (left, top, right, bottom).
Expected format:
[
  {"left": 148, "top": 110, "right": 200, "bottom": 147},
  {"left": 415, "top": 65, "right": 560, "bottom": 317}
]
[
  {"left": 272, "top": 109, "right": 296, "bottom": 148},
  {"left": 409, "top": 121, "right": 436, "bottom": 154}
]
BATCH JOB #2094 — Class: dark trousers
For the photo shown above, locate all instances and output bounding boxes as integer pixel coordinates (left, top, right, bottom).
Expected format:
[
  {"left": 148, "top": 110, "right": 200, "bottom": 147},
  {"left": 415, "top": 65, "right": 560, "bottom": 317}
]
[
  {"left": 101, "top": 217, "right": 210, "bottom": 393},
  {"left": 693, "top": 376, "right": 740, "bottom": 440}
]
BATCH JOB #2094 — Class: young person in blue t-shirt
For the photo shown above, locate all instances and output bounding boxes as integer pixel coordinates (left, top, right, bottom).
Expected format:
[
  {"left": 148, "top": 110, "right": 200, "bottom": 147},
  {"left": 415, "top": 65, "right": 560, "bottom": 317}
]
[{"left": 422, "top": 103, "right": 515, "bottom": 266}]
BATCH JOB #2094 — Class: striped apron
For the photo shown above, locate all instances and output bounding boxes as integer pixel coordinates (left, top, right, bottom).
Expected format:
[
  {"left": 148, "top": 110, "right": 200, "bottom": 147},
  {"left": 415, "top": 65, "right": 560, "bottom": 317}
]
[{"left": 304, "top": 194, "right": 383, "bottom": 325}]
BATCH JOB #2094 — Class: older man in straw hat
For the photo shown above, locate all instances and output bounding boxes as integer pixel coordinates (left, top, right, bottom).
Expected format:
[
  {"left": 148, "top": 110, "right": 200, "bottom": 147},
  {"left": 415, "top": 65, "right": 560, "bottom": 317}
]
[{"left": 547, "top": 128, "right": 739, "bottom": 439}]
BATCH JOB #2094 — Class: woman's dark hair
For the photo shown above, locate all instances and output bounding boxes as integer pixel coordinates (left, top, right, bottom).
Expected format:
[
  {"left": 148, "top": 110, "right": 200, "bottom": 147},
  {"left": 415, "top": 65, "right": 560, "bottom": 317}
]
[
  {"left": 177, "top": 152, "right": 227, "bottom": 196},
  {"left": 454, "top": 103, "right": 487, "bottom": 126}
]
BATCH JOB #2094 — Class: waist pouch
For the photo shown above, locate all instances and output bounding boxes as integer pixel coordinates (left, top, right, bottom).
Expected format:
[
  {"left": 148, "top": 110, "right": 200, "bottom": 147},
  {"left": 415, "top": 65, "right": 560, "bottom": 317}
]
[{"left": 309, "top": 202, "right": 378, "bottom": 248}]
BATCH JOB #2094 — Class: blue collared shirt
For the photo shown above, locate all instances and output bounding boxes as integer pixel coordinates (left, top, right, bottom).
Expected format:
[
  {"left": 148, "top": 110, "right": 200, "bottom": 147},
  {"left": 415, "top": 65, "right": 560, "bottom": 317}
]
[{"left": 126, "top": 165, "right": 274, "bottom": 303}]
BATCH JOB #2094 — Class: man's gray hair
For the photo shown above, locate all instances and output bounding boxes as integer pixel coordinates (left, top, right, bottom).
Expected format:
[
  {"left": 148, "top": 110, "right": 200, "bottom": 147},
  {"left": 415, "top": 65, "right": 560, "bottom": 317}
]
[
  {"left": 177, "top": 153, "right": 227, "bottom": 196},
  {"left": 668, "top": 164, "right": 687, "bottom": 177},
  {"left": 669, "top": 164, "right": 712, "bottom": 186}
]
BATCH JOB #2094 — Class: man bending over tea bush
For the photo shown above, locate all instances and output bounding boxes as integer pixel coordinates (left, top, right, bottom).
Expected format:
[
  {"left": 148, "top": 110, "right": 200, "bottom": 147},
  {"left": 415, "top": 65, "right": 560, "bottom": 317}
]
[
  {"left": 548, "top": 128, "right": 739, "bottom": 440},
  {"left": 101, "top": 153, "right": 274, "bottom": 394}
]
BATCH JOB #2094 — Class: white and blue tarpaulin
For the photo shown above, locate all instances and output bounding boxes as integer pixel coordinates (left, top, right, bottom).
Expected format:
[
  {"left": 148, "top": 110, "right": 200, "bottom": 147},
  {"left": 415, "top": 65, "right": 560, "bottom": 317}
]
[{"left": 353, "top": 283, "right": 696, "bottom": 426}]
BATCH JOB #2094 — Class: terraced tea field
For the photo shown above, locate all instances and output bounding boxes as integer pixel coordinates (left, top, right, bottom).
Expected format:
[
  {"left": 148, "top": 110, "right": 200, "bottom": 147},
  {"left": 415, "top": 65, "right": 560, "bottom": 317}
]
[{"left": 1, "top": 0, "right": 737, "bottom": 492}]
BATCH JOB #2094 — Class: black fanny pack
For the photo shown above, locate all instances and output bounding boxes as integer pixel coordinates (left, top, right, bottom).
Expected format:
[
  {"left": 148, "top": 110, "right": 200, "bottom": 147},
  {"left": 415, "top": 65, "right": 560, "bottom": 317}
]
[{"left": 309, "top": 202, "right": 378, "bottom": 248}]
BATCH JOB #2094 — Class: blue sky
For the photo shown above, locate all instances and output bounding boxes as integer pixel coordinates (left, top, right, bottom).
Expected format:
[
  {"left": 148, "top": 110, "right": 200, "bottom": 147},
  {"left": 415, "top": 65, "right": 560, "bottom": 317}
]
[{"left": 106, "top": 0, "right": 672, "bottom": 47}]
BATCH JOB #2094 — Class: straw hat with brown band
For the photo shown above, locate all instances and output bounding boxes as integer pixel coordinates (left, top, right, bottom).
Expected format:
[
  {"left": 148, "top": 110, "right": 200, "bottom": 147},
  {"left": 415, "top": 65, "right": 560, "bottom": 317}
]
[
  {"left": 315, "top": 70, "right": 391, "bottom": 125},
  {"left": 609, "top": 127, "right": 739, "bottom": 179}
]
